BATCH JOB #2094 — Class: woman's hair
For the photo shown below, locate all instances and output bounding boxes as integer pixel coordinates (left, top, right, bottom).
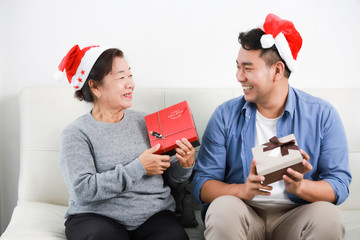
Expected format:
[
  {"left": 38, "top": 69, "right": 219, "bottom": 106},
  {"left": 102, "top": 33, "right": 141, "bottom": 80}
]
[
  {"left": 238, "top": 29, "right": 290, "bottom": 78},
  {"left": 74, "top": 48, "right": 124, "bottom": 102}
]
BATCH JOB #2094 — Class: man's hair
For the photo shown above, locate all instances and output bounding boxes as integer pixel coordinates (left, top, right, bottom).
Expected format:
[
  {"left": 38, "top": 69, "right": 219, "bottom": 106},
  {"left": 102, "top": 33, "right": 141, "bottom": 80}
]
[{"left": 238, "top": 28, "right": 291, "bottom": 78}]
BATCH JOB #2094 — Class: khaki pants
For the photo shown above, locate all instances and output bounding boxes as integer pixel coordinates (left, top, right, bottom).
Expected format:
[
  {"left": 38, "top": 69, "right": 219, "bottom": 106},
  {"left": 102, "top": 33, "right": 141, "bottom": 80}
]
[{"left": 204, "top": 195, "right": 344, "bottom": 240}]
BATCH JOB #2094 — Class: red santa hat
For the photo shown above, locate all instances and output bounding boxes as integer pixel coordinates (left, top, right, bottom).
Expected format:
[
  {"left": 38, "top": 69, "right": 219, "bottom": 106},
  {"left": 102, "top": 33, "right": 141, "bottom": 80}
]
[
  {"left": 55, "top": 45, "right": 105, "bottom": 90},
  {"left": 259, "top": 13, "right": 302, "bottom": 72}
]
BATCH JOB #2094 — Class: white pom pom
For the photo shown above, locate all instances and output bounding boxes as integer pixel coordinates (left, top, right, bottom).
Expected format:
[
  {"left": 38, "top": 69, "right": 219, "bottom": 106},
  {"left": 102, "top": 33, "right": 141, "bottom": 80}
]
[
  {"left": 54, "top": 70, "right": 65, "bottom": 82},
  {"left": 260, "top": 34, "right": 275, "bottom": 49}
]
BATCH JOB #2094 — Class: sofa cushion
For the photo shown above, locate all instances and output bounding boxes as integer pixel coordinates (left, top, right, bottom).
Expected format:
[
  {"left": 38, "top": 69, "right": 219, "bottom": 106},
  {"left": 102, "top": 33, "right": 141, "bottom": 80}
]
[
  {"left": 1, "top": 202, "right": 67, "bottom": 240},
  {"left": 186, "top": 211, "right": 205, "bottom": 240},
  {"left": 342, "top": 210, "right": 360, "bottom": 240},
  {"left": 1, "top": 202, "right": 205, "bottom": 240}
]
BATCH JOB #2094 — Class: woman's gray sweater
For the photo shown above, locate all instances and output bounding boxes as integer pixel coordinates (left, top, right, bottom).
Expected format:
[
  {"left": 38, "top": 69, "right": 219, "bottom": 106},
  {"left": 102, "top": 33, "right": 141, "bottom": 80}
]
[{"left": 59, "top": 109, "right": 192, "bottom": 230}]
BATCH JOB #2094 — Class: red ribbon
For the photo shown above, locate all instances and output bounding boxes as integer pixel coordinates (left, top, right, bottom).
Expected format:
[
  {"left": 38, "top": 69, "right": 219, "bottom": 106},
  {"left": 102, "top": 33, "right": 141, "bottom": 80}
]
[{"left": 263, "top": 136, "right": 299, "bottom": 156}]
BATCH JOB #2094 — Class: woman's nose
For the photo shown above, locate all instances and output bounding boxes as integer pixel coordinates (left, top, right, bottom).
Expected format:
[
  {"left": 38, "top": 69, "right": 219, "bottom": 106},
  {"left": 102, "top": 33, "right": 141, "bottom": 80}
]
[{"left": 126, "top": 78, "right": 134, "bottom": 89}]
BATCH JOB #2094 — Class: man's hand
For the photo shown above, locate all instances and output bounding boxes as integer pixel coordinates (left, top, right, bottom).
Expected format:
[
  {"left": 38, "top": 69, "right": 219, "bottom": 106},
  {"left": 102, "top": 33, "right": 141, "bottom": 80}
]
[
  {"left": 139, "top": 144, "right": 171, "bottom": 175},
  {"left": 241, "top": 159, "right": 273, "bottom": 201},
  {"left": 283, "top": 149, "right": 313, "bottom": 195}
]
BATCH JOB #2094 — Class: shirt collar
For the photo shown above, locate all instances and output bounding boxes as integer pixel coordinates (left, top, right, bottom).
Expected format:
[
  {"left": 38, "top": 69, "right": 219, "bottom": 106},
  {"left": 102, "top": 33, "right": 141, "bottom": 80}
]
[
  {"left": 240, "top": 85, "right": 296, "bottom": 119},
  {"left": 241, "top": 99, "right": 255, "bottom": 118},
  {"left": 284, "top": 85, "right": 295, "bottom": 119}
]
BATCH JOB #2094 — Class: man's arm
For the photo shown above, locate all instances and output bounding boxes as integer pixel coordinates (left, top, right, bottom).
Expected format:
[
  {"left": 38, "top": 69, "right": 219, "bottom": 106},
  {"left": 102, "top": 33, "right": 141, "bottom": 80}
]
[
  {"left": 200, "top": 180, "right": 240, "bottom": 203},
  {"left": 289, "top": 178, "right": 336, "bottom": 203},
  {"left": 194, "top": 99, "right": 273, "bottom": 204},
  {"left": 284, "top": 150, "right": 336, "bottom": 203},
  {"left": 285, "top": 101, "right": 351, "bottom": 205}
]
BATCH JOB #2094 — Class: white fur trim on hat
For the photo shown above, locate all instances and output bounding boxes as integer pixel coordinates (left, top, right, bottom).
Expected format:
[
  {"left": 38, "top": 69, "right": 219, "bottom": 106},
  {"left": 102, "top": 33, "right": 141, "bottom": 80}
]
[
  {"left": 70, "top": 46, "right": 105, "bottom": 90},
  {"left": 274, "top": 33, "right": 297, "bottom": 72}
]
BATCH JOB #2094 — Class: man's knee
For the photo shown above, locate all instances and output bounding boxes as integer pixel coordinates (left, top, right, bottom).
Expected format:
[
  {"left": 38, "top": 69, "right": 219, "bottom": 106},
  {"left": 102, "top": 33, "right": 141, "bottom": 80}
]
[
  {"left": 204, "top": 196, "right": 265, "bottom": 240},
  {"left": 206, "top": 195, "right": 248, "bottom": 223},
  {"left": 302, "top": 201, "right": 345, "bottom": 239},
  {"left": 309, "top": 201, "right": 343, "bottom": 224}
]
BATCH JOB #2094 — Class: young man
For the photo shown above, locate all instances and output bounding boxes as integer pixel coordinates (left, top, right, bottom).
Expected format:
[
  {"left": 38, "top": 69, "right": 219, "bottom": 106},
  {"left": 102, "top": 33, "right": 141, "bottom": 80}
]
[{"left": 193, "top": 13, "right": 351, "bottom": 240}]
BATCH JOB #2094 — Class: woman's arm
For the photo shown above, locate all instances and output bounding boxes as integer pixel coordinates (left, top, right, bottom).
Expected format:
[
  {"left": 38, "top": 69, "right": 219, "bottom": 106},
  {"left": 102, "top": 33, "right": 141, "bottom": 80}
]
[{"left": 59, "top": 128, "right": 146, "bottom": 205}]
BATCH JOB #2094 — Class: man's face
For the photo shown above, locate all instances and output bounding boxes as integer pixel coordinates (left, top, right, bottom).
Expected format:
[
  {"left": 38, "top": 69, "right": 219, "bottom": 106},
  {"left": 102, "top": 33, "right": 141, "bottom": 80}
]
[{"left": 236, "top": 47, "right": 275, "bottom": 105}]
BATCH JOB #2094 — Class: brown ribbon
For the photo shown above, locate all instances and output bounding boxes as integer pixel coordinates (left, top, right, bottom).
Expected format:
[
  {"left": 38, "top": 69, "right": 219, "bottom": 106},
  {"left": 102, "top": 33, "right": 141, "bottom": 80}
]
[{"left": 263, "top": 136, "right": 299, "bottom": 156}]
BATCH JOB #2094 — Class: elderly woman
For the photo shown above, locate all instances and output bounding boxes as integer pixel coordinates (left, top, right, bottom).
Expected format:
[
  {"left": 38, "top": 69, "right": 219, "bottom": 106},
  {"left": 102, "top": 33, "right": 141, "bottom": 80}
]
[{"left": 58, "top": 45, "right": 194, "bottom": 240}]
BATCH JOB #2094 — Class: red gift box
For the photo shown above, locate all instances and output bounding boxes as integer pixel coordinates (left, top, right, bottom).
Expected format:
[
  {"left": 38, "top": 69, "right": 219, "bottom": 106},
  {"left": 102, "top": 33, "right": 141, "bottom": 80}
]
[{"left": 144, "top": 101, "right": 200, "bottom": 155}]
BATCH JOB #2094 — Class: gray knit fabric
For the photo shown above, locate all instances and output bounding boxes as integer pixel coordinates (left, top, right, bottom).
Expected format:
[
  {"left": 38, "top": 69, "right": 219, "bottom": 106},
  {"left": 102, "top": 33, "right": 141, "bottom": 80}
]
[{"left": 59, "top": 109, "right": 193, "bottom": 230}]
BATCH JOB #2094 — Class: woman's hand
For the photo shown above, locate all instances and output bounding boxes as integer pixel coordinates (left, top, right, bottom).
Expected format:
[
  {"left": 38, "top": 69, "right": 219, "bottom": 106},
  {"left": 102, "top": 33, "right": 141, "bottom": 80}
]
[
  {"left": 138, "top": 144, "right": 171, "bottom": 175},
  {"left": 175, "top": 138, "right": 195, "bottom": 168}
]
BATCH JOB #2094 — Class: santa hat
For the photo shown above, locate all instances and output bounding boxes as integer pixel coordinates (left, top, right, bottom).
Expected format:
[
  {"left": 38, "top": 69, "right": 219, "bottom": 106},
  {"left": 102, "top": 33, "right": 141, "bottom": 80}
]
[
  {"left": 259, "top": 13, "right": 302, "bottom": 72},
  {"left": 55, "top": 45, "right": 105, "bottom": 90}
]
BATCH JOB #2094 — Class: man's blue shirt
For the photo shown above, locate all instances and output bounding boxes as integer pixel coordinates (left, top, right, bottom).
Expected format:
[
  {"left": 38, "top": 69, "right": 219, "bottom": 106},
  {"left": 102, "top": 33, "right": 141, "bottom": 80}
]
[{"left": 193, "top": 86, "right": 351, "bottom": 219}]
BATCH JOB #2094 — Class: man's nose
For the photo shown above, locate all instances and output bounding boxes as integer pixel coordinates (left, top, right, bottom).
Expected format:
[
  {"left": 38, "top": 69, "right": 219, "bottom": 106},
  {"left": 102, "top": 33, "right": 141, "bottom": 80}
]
[{"left": 236, "top": 69, "right": 246, "bottom": 82}]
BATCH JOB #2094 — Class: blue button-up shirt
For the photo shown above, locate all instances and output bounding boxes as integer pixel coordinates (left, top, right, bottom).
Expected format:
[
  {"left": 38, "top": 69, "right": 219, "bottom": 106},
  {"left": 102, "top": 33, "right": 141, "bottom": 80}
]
[{"left": 193, "top": 86, "right": 351, "bottom": 219}]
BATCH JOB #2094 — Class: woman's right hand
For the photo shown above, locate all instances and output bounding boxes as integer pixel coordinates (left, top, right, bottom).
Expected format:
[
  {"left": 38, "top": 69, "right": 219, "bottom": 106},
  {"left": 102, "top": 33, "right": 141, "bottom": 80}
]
[{"left": 138, "top": 144, "right": 171, "bottom": 175}]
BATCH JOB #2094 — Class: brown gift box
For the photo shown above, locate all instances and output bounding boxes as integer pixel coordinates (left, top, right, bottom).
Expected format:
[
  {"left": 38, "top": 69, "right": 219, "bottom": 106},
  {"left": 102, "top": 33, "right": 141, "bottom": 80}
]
[{"left": 252, "top": 134, "right": 305, "bottom": 185}]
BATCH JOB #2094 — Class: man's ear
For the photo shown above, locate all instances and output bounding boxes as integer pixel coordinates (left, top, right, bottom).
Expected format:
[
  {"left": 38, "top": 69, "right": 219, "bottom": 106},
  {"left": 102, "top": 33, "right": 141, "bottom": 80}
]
[{"left": 274, "top": 61, "right": 286, "bottom": 81}]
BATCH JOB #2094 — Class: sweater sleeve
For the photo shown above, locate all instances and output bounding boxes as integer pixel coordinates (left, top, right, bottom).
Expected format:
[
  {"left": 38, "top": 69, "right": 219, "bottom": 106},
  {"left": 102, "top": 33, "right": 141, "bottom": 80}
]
[{"left": 59, "top": 126, "right": 146, "bottom": 206}]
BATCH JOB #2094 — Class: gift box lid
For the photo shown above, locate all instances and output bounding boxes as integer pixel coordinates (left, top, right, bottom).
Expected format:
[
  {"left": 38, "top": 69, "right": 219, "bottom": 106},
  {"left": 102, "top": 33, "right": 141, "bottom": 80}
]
[{"left": 252, "top": 134, "right": 302, "bottom": 176}]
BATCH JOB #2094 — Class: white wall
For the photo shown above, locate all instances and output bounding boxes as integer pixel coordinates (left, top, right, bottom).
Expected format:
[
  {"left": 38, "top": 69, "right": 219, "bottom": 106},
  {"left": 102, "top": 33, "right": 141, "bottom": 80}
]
[{"left": 1, "top": 0, "right": 360, "bottom": 233}]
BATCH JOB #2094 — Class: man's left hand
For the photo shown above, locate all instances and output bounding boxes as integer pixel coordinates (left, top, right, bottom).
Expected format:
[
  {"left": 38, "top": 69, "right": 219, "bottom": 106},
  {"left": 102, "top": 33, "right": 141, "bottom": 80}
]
[{"left": 283, "top": 149, "right": 313, "bottom": 195}]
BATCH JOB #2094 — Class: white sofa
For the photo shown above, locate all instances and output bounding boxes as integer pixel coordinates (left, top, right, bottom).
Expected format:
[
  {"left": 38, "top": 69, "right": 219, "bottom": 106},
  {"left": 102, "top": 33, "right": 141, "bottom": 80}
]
[{"left": 1, "top": 86, "right": 359, "bottom": 240}]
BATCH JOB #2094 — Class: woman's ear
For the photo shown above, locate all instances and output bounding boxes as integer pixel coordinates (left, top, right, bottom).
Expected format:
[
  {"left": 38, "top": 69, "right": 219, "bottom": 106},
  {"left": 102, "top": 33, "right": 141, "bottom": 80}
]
[
  {"left": 88, "top": 80, "right": 100, "bottom": 99},
  {"left": 274, "top": 61, "right": 285, "bottom": 81}
]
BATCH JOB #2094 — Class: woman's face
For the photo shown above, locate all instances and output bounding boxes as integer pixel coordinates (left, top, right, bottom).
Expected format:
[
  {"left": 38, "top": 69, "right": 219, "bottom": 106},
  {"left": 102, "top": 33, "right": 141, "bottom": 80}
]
[{"left": 97, "top": 57, "right": 134, "bottom": 111}]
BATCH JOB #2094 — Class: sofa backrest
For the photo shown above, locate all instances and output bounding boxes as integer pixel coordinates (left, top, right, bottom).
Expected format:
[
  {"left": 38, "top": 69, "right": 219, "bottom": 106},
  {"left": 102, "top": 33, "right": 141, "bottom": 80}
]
[{"left": 18, "top": 86, "right": 359, "bottom": 210}]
